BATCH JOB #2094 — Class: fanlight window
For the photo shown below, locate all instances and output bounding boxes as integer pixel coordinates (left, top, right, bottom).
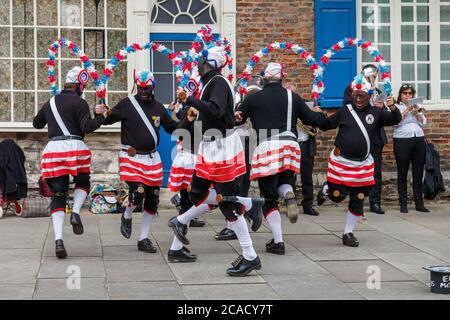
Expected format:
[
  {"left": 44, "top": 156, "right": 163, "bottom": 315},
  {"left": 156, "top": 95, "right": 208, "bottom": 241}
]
[{"left": 151, "top": 0, "right": 217, "bottom": 24}]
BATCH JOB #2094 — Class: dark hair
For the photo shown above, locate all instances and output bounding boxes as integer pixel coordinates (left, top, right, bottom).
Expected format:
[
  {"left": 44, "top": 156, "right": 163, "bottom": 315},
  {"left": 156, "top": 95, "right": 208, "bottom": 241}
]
[
  {"left": 362, "top": 64, "right": 378, "bottom": 72},
  {"left": 397, "top": 83, "right": 416, "bottom": 104}
]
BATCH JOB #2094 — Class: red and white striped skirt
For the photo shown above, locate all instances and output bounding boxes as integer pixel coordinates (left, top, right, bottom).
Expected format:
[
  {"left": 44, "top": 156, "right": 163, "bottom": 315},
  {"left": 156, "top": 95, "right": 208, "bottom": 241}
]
[
  {"left": 326, "top": 150, "right": 375, "bottom": 187},
  {"left": 250, "top": 139, "right": 301, "bottom": 180},
  {"left": 41, "top": 140, "right": 91, "bottom": 179},
  {"left": 119, "top": 151, "right": 163, "bottom": 187},
  {"left": 168, "top": 150, "right": 196, "bottom": 192},
  {"left": 196, "top": 131, "right": 246, "bottom": 183}
]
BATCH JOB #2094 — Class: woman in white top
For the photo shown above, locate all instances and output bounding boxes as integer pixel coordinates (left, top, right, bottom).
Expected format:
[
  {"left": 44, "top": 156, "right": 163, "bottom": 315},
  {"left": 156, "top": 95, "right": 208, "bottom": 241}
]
[{"left": 393, "top": 84, "right": 429, "bottom": 213}]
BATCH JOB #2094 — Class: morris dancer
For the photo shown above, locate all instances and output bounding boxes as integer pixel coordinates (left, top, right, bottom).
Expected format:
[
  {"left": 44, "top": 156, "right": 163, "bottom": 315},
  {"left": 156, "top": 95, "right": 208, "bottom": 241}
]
[
  {"left": 235, "top": 63, "right": 327, "bottom": 254},
  {"left": 169, "top": 46, "right": 263, "bottom": 276},
  {"left": 33, "top": 66, "right": 105, "bottom": 259},
  {"left": 102, "top": 70, "right": 191, "bottom": 253},
  {"left": 317, "top": 75, "right": 400, "bottom": 247}
]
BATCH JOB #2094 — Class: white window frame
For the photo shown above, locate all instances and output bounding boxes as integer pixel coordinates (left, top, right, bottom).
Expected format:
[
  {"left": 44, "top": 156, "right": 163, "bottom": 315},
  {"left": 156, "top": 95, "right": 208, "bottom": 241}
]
[
  {"left": 357, "top": 0, "right": 450, "bottom": 110},
  {"left": 0, "top": 0, "right": 129, "bottom": 132}
]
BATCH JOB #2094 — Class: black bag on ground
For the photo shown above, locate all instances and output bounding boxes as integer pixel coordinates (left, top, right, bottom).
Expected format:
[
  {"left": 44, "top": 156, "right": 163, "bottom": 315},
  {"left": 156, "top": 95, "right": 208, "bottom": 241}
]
[{"left": 423, "top": 142, "right": 445, "bottom": 200}]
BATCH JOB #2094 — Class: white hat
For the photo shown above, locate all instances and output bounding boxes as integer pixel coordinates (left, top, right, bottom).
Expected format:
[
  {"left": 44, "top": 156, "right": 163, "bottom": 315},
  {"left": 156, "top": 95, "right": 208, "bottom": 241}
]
[
  {"left": 134, "top": 70, "right": 155, "bottom": 87},
  {"left": 65, "top": 66, "right": 83, "bottom": 84},
  {"left": 202, "top": 46, "right": 227, "bottom": 69},
  {"left": 350, "top": 74, "right": 373, "bottom": 93},
  {"left": 263, "top": 62, "right": 284, "bottom": 80}
]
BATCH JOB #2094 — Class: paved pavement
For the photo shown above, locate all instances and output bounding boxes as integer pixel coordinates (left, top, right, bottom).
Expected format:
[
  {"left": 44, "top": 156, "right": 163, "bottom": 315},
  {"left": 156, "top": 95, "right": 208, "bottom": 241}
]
[{"left": 1, "top": 201, "right": 450, "bottom": 300}]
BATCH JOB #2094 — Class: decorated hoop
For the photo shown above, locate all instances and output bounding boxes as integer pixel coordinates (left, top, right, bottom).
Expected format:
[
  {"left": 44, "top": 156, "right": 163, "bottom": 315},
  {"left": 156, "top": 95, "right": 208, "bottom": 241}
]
[
  {"left": 238, "top": 42, "right": 322, "bottom": 97},
  {"left": 315, "top": 37, "right": 392, "bottom": 101},
  {"left": 47, "top": 38, "right": 104, "bottom": 97}
]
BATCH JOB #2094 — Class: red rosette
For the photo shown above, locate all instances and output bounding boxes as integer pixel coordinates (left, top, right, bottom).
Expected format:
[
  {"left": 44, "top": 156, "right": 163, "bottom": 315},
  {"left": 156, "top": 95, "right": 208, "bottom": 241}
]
[
  {"left": 57, "top": 39, "right": 64, "bottom": 46},
  {"left": 49, "top": 45, "right": 58, "bottom": 53},
  {"left": 360, "top": 41, "right": 372, "bottom": 49},
  {"left": 115, "top": 52, "right": 125, "bottom": 60},
  {"left": 356, "top": 83, "right": 362, "bottom": 90},
  {"left": 68, "top": 42, "right": 76, "bottom": 50},
  {"left": 191, "top": 42, "right": 201, "bottom": 52},
  {"left": 90, "top": 72, "right": 99, "bottom": 80},
  {"left": 251, "top": 55, "right": 260, "bottom": 63},
  {"left": 286, "top": 42, "right": 293, "bottom": 50},
  {"left": 331, "top": 44, "right": 342, "bottom": 52},
  {"left": 317, "top": 81, "right": 324, "bottom": 88},
  {"left": 320, "top": 56, "right": 330, "bottom": 65},
  {"left": 104, "top": 68, "right": 113, "bottom": 77},
  {"left": 347, "top": 38, "right": 355, "bottom": 46},
  {"left": 311, "top": 91, "right": 319, "bottom": 99},
  {"left": 81, "top": 55, "right": 89, "bottom": 63},
  {"left": 151, "top": 43, "right": 160, "bottom": 51},
  {"left": 47, "top": 75, "right": 55, "bottom": 83},
  {"left": 168, "top": 52, "right": 178, "bottom": 61},
  {"left": 375, "top": 54, "right": 385, "bottom": 62},
  {"left": 239, "top": 87, "right": 248, "bottom": 95},
  {"left": 381, "top": 72, "right": 391, "bottom": 80},
  {"left": 267, "top": 44, "right": 274, "bottom": 52},
  {"left": 46, "top": 60, "right": 55, "bottom": 67},
  {"left": 182, "top": 62, "right": 192, "bottom": 72},
  {"left": 228, "top": 74, "right": 233, "bottom": 82},
  {"left": 309, "top": 64, "right": 319, "bottom": 71},
  {"left": 97, "top": 89, "right": 106, "bottom": 99},
  {"left": 301, "top": 51, "right": 310, "bottom": 59},
  {"left": 242, "top": 73, "right": 250, "bottom": 81},
  {"left": 132, "top": 43, "right": 141, "bottom": 51}
]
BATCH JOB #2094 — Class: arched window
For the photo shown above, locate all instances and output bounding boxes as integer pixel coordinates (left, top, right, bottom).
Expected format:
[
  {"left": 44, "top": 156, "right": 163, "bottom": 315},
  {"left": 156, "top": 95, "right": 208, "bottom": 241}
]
[{"left": 151, "top": 0, "right": 217, "bottom": 25}]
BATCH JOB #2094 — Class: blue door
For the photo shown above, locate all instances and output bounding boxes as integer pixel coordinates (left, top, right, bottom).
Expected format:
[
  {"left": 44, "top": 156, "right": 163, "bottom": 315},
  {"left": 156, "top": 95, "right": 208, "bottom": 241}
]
[{"left": 315, "top": 0, "right": 356, "bottom": 108}]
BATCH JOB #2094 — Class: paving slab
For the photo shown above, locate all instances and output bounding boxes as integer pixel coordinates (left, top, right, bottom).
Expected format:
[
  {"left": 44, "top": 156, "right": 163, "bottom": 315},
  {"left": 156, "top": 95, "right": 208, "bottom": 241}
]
[
  {"left": 182, "top": 283, "right": 281, "bottom": 300},
  {"left": 0, "top": 283, "right": 35, "bottom": 300},
  {"left": 227, "top": 232, "right": 302, "bottom": 256},
  {"left": 255, "top": 254, "right": 330, "bottom": 276},
  {"left": 103, "top": 245, "right": 164, "bottom": 261},
  {"left": 33, "top": 278, "right": 109, "bottom": 300},
  {"left": 38, "top": 257, "right": 105, "bottom": 279},
  {"left": 0, "top": 233, "right": 47, "bottom": 249},
  {"left": 374, "top": 252, "right": 449, "bottom": 283},
  {"left": 263, "top": 274, "right": 364, "bottom": 300},
  {"left": 108, "top": 281, "right": 185, "bottom": 300},
  {"left": 318, "top": 222, "right": 375, "bottom": 232},
  {"left": 43, "top": 234, "right": 102, "bottom": 257},
  {"left": 348, "top": 281, "right": 450, "bottom": 300},
  {"left": 0, "top": 249, "right": 41, "bottom": 284},
  {"left": 104, "top": 259, "right": 175, "bottom": 282},
  {"left": 167, "top": 254, "right": 266, "bottom": 285},
  {"left": 318, "top": 260, "right": 415, "bottom": 283}
]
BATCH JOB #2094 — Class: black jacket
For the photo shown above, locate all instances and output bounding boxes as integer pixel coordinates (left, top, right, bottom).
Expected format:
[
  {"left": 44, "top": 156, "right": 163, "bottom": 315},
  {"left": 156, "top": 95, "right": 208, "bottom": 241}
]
[
  {"left": 319, "top": 103, "right": 401, "bottom": 160},
  {"left": 423, "top": 142, "right": 445, "bottom": 200},
  {"left": 0, "top": 139, "right": 28, "bottom": 200},
  {"left": 343, "top": 85, "right": 388, "bottom": 145}
]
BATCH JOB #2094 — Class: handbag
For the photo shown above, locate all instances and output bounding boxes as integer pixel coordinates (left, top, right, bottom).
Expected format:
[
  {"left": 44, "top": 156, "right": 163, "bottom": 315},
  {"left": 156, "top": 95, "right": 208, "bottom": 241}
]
[{"left": 21, "top": 197, "right": 51, "bottom": 218}]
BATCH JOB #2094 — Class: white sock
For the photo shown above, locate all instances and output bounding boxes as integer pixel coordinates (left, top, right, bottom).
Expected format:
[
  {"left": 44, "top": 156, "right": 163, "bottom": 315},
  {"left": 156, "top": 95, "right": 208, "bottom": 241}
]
[
  {"left": 277, "top": 184, "right": 293, "bottom": 199},
  {"left": 227, "top": 220, "right": 232, "bottom": 230},
  {"left": 344, "top": 211, "right": 360, "bottom": 234},
  {"left": 266, "top": 209, "right": 283, "bottom": 243},
  {"left": 202, "top": 189, "right": 218, "bottom": 205},
  {"left": 177, "top": 203, "right": 209, "bottom": 225},
  {"left": 124, "top": 204, "right": 136, "bottom": 219},
  {"left": 139, "top": 211, "right": 155, "bottom": 241},
  {"left": 236, "top": 196, "right": 252, "bottom": 211},
  {"left": 170, "top": 236, "right": 184, "bottom": 251},
  {"left": 72, "top": 188, "right": 87, "bottom": 214},
  {"left": 323, "top": 183, "right": 329, "bottom": 196},
  {"left": 52, "top": 211, "right": 65, "bottom": 241},
  {"left": 229, "top": 215, "right": 257, "bottom": 261}
]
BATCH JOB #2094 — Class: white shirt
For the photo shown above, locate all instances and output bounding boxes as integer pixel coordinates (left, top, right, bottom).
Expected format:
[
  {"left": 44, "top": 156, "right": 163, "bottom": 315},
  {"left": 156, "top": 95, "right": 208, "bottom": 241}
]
[{"left": 393, "top": 102, "right": 426, "bottom": 138}]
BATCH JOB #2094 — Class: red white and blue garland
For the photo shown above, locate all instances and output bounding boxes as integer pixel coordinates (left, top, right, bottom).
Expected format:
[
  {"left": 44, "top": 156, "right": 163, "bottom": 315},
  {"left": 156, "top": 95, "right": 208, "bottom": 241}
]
[
  {"left": 316, "top": 37, "right": 392, "bottom": 101},
  {"left": 239, "top": 42, "right": 322, "bottom": 98},
  {"left": 47, "top": 38, "right": 103, "bottom": 97}
]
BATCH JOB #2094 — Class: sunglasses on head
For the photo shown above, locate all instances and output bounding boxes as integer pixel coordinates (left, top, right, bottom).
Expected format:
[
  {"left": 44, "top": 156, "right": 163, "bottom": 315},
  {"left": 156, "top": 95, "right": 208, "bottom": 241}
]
[{"left": 401, "top": 84, "right": 414, "bottom": 89}]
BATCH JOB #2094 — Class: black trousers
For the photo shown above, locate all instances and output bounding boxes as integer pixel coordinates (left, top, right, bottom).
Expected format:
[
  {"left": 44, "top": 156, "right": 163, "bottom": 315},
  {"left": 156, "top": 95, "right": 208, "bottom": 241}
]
[
  {"left": 258, "top": 170, "right": 295, "bottom": 216},
  {"left": 237, "top": 136, "right": 252, "bottom": 197},
  {"left": 189, "top": 172, "right": 242, "bottom": 221},
  {"left": 328, "top": 181, "right": 373, "bottom": 216},
  {"left": 369, "top": 143, "right": 384, "bottom": 205},
  {"left": 393, "top": 137, "right": 426, "bottom": 207},
  {"left": 179, "top": 188, "right": 193, "bottom": 214},
  {"left": 46, "top": 173, "right": 90, "bottom": 212},
  {"left": 300, "top": 139, "right": 315, "bottom": 209},
  {"left": 126, "top": 182, "right": 159, "bottom": 213}
]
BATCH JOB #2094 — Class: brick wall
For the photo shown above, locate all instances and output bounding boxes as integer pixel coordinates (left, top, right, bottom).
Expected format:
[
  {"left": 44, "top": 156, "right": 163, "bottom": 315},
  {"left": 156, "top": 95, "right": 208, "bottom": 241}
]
[{"left": 236, "top": 0, "right": 315, "bottom": 96}]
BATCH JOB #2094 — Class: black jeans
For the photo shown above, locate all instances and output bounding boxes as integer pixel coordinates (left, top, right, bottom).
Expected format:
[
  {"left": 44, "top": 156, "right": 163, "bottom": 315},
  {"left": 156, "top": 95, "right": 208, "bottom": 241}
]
[
  {"left": 394, "top": 136, "right": 426, "bottom": 207},
  {"left": 258, "top": 170, "right": 295, "bottom": 215},
  {"left": 46, "top": 173, "right": 90, "bottom": 212},
  {"left": 300, "top": 139, "right": 315, "bottom": 209},
  {"left": 369, "top": 143, "right": 384, "bottom": 206}
]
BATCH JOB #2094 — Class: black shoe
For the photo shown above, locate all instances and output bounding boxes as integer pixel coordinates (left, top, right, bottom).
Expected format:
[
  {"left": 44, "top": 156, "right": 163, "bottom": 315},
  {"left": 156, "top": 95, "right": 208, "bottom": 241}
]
[
  {"left": 168, "top": 246, "right": 197, "bottom": 263},
  {"left": 370, "top": 203, "right": 385, "bottom": 215},
  {"left": 227, "top": 255, "right": 262, "bottom": 277},
  {"left": 303, "top": 207, "right": 319, "bottom": 216},
  {"left": 266, "top": 239, "right": 285, "bottom": 255},
  {"left": 120, "top": 214, "right": 132, "bottom": 239},
  {"left": 342, "top": 233, "right": 359, "bottom": 247},
  {"left": 55, "top": 239, "right": 67, "bottom": 259},
  {"left": 168, "top": 216, "right": 189, "bottom": 245},
  {"left": 137, "top": 238, "right": 157, "bottom": 253},
  {"left": 215, "top": 228, "right": 237, "bottom": 241},
  {"left": 400, "top": 205, "right": 408, "bottom": 213},
  {"left": 317, "top": 182, "right": 328, "bottom": 206},
  {"left": 416, "top": 205, "right": 430, "bottom": 213},
  {"left": 285, "top": 192, "right": 299, "bottom": 223},
  {"left": 189, "top": 218, "right": 206, "bottom": 228},
  {"left": 244, "top": 198, "right": 264, "bottom": 232},
  {"left": 170, "top": 194, "right": 182, "bottom": 213},
  {"left": 70, "top": 213, "right": 84, "bottom": 235}
]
